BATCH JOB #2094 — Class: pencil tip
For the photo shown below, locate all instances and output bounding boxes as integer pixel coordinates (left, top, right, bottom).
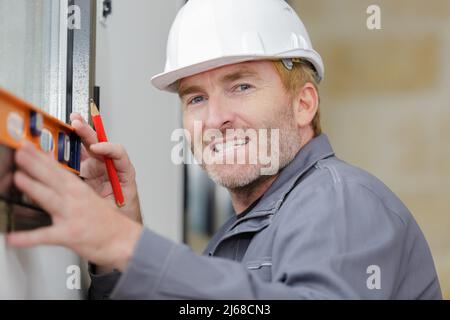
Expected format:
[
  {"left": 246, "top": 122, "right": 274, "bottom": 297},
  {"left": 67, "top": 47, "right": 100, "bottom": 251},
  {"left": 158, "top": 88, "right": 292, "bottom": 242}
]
[{"left": 90, "top": 99, "right": 99, "bottom": 116}]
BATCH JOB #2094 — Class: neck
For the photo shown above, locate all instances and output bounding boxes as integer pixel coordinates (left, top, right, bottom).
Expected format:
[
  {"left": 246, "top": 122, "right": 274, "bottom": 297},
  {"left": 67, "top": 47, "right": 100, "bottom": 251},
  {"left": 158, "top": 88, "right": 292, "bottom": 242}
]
[{"left": 228, "top": 174, "right": 279, "bottom": 214}]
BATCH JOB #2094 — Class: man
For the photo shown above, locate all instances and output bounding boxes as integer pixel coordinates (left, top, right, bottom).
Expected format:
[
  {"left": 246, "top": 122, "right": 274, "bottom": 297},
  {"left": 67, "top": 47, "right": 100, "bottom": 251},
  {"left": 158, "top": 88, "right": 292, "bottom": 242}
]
[{"left": 7, "top": 0, "right": 441, "bottom": 299}]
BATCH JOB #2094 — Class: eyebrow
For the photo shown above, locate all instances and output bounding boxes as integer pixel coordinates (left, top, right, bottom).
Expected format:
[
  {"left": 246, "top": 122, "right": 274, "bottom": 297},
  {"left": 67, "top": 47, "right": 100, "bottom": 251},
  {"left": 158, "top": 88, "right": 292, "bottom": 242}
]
[
  {"left": 218, "top": 68, "right": 260, "bottom": 84},
  {"left": 178, "top": 85, "right": 204, "bottom": 100},
  {"left": 178, "top": 68, "right": 260, "bottom": 99}
]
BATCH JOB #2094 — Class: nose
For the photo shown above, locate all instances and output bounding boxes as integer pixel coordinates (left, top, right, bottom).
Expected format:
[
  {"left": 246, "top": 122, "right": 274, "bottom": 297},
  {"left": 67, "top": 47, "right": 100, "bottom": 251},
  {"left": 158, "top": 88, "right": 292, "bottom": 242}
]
[{"left": 203, "top": 94, "right": 234, "bottom": 131}]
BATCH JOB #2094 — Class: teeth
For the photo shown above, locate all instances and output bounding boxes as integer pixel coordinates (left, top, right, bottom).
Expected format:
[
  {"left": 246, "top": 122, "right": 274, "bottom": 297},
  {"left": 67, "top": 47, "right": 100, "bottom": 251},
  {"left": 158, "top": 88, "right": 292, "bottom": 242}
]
[{"left": 214, "top": 139, "right": 247, "bottom": 153}]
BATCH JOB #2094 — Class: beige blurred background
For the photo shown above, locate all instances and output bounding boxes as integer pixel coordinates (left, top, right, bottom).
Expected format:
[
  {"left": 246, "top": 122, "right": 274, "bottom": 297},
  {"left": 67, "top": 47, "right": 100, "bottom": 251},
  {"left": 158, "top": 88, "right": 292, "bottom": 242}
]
[{"left": 289, "top": 0, "right": 450, "bottom": 298}]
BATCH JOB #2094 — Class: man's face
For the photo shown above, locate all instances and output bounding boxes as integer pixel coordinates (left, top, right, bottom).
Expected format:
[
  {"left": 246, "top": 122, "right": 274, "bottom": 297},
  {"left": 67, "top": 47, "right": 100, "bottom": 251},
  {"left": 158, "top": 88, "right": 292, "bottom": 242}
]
[{"left": 179, "top": 60, "right": 302, "bottom": 189}]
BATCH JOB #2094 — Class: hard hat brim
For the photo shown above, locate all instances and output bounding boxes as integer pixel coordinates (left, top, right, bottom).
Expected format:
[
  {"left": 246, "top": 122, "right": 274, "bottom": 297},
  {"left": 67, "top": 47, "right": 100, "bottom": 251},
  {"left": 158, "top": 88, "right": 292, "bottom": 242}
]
[{"left": 150, "top": 49, "right": 324, "bottom": 93}]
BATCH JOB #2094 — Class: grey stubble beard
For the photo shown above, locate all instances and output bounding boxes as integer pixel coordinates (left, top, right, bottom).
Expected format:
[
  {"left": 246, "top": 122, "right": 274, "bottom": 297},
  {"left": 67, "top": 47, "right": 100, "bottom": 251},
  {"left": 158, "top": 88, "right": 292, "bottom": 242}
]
[{"left": 195, "top": 104, "right": 302, "bottom": 192}]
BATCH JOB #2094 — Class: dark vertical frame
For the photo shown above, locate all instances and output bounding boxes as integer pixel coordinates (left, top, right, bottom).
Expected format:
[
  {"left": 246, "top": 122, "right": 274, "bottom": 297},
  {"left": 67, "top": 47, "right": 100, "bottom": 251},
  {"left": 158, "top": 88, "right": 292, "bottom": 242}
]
[{"left": 65, "top": 0, "right": 75, "bottom": 124}]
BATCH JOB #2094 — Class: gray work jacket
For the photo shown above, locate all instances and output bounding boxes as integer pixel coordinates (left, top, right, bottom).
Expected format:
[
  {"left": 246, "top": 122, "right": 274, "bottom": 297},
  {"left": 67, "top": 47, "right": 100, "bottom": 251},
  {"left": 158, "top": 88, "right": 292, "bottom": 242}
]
[{"left": 89, "top": 134, "right": 442, "bottom": 299}]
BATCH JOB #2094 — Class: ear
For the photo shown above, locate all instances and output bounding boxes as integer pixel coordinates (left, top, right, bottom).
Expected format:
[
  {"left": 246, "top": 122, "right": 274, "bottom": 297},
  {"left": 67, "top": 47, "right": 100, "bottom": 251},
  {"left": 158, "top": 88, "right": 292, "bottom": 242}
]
[{"left": 292, "top": 83, "right": 319, "bottom": 129}]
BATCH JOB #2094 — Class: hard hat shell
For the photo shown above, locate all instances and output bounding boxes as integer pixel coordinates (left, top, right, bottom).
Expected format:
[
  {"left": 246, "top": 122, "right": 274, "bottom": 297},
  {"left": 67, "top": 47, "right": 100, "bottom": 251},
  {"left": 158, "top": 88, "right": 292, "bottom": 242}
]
[{"left": 151, "top": 0, "right": 324, "bottom": 92}]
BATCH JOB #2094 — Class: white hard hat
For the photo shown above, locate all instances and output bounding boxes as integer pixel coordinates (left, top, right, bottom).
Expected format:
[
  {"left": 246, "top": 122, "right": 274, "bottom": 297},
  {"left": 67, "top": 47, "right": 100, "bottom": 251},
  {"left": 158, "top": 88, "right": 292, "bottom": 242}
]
[{"left": 151, "top": 0, "right": 324, "bottom": 92}]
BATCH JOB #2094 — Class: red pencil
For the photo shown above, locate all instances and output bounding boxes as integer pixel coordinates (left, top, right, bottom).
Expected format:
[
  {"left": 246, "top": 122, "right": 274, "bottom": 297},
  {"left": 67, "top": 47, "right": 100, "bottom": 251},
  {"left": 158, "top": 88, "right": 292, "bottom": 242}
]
[{"left": 90, "top": 100, "right": 125, "bottom": 207}]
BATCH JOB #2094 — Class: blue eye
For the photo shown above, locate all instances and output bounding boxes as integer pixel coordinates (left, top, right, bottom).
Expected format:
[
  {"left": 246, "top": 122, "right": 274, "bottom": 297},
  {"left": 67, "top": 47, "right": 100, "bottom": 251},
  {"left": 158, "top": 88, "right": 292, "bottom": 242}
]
[
  {"left": 234, "top": 84, "right": 252, "bottom": 92},
  {"left": 189, "top": 96, "right": 205, "bottom": 105}
]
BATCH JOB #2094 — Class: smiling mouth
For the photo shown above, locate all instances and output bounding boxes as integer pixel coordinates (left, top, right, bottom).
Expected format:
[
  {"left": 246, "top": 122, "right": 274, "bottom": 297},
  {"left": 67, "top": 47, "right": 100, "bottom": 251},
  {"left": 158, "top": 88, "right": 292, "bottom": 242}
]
[{"left": 212, "top": 137, "right": 250, "bottom": 153}]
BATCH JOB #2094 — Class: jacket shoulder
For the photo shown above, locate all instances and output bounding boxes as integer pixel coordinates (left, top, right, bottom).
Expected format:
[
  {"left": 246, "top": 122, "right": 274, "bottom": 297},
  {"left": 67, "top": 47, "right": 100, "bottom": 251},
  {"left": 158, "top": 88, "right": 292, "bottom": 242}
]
[
  {"left": 293, "top": 156, "right": 412, "bottom": 226},
  {"left": 273, "top": 157, "right": 441, "bottom": 299}
]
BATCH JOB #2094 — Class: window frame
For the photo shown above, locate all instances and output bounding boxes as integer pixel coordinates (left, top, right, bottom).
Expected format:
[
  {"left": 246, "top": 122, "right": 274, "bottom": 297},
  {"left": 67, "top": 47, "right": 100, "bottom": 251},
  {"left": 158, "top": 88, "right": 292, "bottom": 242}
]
[{"left": 67, "top": 0, "right": 97, "bottom": 123}]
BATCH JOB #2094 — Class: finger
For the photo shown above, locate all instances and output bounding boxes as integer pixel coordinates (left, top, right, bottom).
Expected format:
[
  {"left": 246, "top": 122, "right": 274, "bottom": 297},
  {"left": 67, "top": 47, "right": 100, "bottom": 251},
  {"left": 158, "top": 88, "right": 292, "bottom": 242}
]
[
  {"left": 6, "top": 226, "right": 61, "bottom": 247},
  {"left": 71, "top": 114, "right": 98, "bottom": 161},
  {"left": 14, "top": 171, "right": 62, "bottom": 215},
  {"left": 70, "top": 113, "right": 96, "bottom": 159},
  {"left": 90, "top": 143, "right": 132, "bottom": 171},
  {"left": 69, "top": 112, "right": 84, "bottom": 122},
  {"left": 80, "top": 143, "right": 90, "bottom": 161},
  {"left": 15, "top": 142, "right": 66, "bottom": 191},
  {"left": 71, "top": 119, "right": 98, "bottom": 149},
  {"left": 69, "top": 112, "right": 86, "bottom": 124}
]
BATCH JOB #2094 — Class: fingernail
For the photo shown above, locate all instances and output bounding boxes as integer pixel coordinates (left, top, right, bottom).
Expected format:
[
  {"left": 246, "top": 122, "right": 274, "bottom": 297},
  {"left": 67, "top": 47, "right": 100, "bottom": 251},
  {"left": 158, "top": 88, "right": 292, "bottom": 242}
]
[
  {"left": 71, "top": 120, "right": 81, "bottom": 128},
  {"left": 70, "top": 112, "right": 79, "bottom": 120}
]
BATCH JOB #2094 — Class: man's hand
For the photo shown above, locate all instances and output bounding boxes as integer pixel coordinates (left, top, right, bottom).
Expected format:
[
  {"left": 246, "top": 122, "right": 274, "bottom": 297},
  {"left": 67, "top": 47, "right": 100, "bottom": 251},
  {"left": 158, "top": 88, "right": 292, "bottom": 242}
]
[
  {"left": 70, "top": 113, "right": 142, "bottom": 224},
  {"left": 6, "top": 141, "right": 143, "bottom": 271}
]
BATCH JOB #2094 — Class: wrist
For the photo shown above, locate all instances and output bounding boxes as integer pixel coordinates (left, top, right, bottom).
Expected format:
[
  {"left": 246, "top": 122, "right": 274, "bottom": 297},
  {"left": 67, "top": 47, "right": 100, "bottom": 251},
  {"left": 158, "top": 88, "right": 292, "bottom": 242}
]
[
  {"left": 130, "top": 193, "right": 143, "bottom": 224},
  {"left": 123, "top": 185, "right": 143, "bottom": 224},
  {"left": 109, "top": 216, "right": 143, "bottom": 271}
]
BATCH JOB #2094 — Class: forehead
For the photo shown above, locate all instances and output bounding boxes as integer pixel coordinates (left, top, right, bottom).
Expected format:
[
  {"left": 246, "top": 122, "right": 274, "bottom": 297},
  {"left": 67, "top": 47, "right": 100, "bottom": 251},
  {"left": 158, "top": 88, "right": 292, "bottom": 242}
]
[{"left": 178, "top": 60, "right": 275, "bottom": 89}]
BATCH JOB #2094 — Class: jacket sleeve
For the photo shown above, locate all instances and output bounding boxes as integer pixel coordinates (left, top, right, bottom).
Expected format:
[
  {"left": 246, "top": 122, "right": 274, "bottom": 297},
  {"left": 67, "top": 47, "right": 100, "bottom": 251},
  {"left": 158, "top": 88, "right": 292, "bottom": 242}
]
[
  {"left": 107, "top": 179, "right": 441, "bottom": 299},
  {"left": 110, "top": 227, "right": 305, "bottom": 299}
]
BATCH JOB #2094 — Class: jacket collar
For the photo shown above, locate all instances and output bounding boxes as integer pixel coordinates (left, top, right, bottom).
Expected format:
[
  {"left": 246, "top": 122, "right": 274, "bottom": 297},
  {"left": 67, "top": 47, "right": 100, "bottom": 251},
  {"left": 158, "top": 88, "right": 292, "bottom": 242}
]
[{"left": 207, "top": 134, "right": 336, "bottom": 255}]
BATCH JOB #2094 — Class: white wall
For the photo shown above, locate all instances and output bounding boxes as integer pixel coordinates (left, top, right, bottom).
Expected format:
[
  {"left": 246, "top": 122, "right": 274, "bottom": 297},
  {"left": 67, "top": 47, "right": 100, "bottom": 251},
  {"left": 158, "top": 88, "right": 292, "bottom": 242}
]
[
  {"left": 95, "top": 0, "right": 184, "bottom": 242},
  {"left": 0, "top": 245, "right": 84, "bottom": 299}
]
